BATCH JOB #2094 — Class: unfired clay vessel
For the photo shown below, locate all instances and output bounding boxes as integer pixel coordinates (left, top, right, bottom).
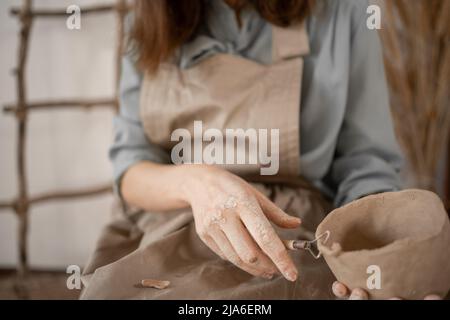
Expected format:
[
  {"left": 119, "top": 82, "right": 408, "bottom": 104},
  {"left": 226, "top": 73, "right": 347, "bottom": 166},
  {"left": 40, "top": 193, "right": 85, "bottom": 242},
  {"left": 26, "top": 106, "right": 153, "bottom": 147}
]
[{"left": 316, "top": 189, "right": 450, "bottom": 299}]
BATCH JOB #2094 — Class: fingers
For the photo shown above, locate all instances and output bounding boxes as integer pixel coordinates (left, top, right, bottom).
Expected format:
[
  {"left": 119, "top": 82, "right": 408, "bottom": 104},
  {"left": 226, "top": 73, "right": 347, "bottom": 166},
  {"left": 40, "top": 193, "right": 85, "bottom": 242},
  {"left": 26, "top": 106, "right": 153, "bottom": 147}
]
[
  {"left": 332, "top": 281, "right": 349, "bottom": 298},
  {"left": 331, "top": 281, "right": 442, "bottom": 300},
  {"left": 424, "top": 294, "right": 442, "bottom": 300},
  {"left": 193, "top": 181, "right": 298, "bottom": 281},
  {"left": 332, "top": 282, "right": 368, "bottom": 300},
  {"left": 251, "top": 186, "right": 301, "bottom": 228},
  {"left": 209, "top": 228, "right": 274, "bottom": 279},
  {"left": 389, "top": 294, "right": 441, "bottom": 300},
  {"left": 239, "top": 203, "right": 298, "bottom": 282},
  {"left": 221, "top": 217, "right": 278, "bottom": 275},
  {"left": 349, "top": 288, "right": 369, "bottom": 300},
  {"left": 220, "top": 218, "right": 259, "bottom": 264},
  {"left": 199, "top": 233, "right": 226, "bottom": 260}
]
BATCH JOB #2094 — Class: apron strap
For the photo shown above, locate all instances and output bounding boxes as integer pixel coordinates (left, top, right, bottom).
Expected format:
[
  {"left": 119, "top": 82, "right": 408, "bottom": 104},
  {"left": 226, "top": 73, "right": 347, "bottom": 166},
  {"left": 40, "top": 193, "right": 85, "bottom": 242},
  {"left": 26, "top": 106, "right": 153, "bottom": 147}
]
[{"left": 272, "top": 21, "right": 310, "bottom": 62}]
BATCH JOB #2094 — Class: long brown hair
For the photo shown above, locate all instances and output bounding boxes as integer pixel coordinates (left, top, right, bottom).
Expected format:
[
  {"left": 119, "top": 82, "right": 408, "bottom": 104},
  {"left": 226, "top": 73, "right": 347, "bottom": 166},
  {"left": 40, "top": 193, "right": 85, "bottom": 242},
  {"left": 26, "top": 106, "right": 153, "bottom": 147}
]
[{"left": 130, "top": 0, "right": 315, "bottom": 74}]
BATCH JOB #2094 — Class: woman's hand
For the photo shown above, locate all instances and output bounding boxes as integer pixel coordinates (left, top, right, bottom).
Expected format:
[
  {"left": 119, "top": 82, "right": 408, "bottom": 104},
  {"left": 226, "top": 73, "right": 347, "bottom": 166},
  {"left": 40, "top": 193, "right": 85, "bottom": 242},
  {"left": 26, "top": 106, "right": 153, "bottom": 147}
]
[
  {"left": 180, "top": 165, "right": 301, "bottom": 281},
  {"left": 332, "top": 281, "right": 443, "bottom": 300}
]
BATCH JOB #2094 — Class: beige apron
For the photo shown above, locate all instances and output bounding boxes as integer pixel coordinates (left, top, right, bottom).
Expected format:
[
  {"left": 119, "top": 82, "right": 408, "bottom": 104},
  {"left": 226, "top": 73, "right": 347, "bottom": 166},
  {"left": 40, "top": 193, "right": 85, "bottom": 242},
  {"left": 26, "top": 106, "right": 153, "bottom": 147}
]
[
  {"left": 140, "top": 23, "right": 313, "bottom": 176},
  {"left": 81, "top": 22, "right": 336, "bottom": 299}
]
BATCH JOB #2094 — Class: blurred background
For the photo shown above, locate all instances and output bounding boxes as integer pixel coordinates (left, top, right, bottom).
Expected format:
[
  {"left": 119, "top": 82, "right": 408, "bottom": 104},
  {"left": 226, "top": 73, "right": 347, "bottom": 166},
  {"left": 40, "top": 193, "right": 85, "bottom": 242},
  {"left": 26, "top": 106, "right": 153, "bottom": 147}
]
[
  {"left": 0, "top": 0, "right": 448, "bottom": 299},
  {"left": 0, "top": 0, "right": 118, "bottom": 298}
]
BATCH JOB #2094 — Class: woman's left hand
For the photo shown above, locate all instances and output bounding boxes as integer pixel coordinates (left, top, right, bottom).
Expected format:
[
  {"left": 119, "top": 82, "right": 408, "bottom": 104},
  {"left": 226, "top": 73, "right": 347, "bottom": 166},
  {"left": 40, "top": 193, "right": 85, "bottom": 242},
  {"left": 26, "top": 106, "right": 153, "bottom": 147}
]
[{"left": 332, "top": 281, "right": 443, "bottom": 300}]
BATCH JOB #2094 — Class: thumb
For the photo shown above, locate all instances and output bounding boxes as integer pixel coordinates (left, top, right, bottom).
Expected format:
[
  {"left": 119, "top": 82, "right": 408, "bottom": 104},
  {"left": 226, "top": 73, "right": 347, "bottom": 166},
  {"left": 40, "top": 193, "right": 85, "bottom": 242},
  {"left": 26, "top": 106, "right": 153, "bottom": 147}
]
[{"left": 251, "top": 186, "right": 301, "bottom": 228}]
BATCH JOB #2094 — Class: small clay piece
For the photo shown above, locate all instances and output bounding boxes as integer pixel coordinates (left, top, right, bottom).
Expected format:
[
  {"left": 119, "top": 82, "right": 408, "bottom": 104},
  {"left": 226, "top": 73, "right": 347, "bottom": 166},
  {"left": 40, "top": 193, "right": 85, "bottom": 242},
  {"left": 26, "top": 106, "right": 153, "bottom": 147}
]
[
  {"left": 141, "top": 279, "right": 171, "bottom": 289},
  {"left": 316, "top": 189, "right": 450, "bottom": 300}
]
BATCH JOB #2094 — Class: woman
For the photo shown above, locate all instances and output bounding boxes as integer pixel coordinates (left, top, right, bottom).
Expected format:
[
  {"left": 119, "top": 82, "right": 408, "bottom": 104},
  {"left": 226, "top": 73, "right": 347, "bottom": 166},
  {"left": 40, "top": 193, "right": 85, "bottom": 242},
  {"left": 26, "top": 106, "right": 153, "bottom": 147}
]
[{"left": 81, "top": 0, "right": 420, "bottom": 299}]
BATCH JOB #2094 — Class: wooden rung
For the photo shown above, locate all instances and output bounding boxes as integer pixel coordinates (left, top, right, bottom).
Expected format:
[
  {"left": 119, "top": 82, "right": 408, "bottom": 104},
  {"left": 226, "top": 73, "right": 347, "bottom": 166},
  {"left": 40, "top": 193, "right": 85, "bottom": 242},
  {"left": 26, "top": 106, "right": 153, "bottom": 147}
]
[
  {"left": 29, "top": 184, "right": 113, "bottom": 205},
  {"left": 0, "top": 202, "right": 14, "bottom": 211},
  {"left": 0, "top": 184, "right": 113, "bottom": 211},
  {"left": 10, "top": 4, "right": 124, "bottom": 18},
  {"left": 4, "top": 98, "right": 117, "bottom": 114}
]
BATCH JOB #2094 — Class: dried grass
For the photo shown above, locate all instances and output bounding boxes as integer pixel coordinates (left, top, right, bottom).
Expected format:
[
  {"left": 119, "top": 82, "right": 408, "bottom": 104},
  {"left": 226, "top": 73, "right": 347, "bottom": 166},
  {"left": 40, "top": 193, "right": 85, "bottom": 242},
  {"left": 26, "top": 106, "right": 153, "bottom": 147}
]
[{"left": 379, "top": 0, "right": 450, "bottom": 190}]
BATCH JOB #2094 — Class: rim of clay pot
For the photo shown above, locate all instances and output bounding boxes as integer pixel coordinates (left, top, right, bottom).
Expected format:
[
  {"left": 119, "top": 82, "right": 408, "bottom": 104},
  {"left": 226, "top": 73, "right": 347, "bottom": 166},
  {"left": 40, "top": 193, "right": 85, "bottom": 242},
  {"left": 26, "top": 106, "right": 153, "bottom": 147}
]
[{"left": 315, "top": 189, "right": 448, "bottom": 257}]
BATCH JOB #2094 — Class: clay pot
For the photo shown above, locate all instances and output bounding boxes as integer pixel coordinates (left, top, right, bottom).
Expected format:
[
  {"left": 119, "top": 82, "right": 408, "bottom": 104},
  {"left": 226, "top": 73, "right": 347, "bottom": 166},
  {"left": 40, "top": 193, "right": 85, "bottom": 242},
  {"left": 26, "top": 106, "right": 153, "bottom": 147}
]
[{"left": 316, "top": 189, "right": 450, "bottom": 299}]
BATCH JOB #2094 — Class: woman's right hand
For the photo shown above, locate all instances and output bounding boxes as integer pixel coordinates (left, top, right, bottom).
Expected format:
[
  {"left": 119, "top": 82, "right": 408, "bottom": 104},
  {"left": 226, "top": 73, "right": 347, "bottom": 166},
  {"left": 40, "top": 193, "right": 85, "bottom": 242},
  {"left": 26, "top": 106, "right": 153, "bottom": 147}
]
[{"left": 179, "top": 164, "right": 301, "bottom": 281}]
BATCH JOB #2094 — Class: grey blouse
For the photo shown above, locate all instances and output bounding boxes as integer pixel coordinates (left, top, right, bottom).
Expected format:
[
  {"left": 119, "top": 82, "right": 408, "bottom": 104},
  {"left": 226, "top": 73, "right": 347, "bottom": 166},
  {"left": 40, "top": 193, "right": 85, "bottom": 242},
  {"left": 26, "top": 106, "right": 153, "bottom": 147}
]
[{"left": 110, "top": 0, "right": 404, "bottom": 207}]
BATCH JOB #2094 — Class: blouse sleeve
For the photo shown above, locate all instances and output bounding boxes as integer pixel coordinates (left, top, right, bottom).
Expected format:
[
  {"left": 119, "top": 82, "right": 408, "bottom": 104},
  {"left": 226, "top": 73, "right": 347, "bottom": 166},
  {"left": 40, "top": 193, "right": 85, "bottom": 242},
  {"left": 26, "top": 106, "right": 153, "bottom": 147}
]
[
  {"left": 328, "top": 1, "right": 404, "bottom": 206},
  {"left": 109, "top": 53, "right": 171, "bottom": 195}
]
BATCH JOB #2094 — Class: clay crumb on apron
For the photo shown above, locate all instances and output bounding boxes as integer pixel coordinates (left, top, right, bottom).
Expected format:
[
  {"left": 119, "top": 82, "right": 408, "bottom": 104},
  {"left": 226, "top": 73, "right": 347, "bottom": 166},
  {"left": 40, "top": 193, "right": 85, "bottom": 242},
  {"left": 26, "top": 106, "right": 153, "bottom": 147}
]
[{"left": 140, "top": 279, "right": 171, "bottom": 289}]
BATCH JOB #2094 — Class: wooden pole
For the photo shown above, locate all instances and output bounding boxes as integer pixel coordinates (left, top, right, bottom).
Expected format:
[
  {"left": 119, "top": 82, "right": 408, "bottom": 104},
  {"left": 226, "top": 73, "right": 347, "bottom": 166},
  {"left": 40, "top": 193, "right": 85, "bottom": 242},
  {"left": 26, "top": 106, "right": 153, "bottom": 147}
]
[{"left": 13, "top": 0, "right": 33, "bottom": 298}]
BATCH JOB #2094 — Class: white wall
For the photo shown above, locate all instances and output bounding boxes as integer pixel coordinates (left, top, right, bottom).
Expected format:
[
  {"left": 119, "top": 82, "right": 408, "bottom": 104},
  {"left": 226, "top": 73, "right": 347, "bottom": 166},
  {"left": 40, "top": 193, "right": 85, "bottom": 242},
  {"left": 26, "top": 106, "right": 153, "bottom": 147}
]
[{"left": 0, "top": 0, "right": 118, "bottom": 269}]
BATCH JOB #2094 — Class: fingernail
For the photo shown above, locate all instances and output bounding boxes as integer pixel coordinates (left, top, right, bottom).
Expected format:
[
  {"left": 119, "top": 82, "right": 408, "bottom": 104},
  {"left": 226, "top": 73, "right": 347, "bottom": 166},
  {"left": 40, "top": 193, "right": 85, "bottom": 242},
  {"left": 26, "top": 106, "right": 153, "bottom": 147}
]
[
  {"left": 263, "top": 273, "right": 274, "bottom": 280},
  {"left": 349, "top": 288, "right": 368, "bottom": 300},
  {"left": 332, "top": 281, "right": 347, "bottom": 298},
  {"left": 289, "top": 217, "right": 301, "bottom": 224},
  {"left": 424, "top": 294, "right": 441, "bottom": 300},
  {"left": 249, "top": 256, "right": 258, "bottom": 264},
  {"left": 349, "top": 294, "right": 364, "bottom": 300},
  {"left": 286, "top": 270, "right": 297, "bottom": 282}
]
